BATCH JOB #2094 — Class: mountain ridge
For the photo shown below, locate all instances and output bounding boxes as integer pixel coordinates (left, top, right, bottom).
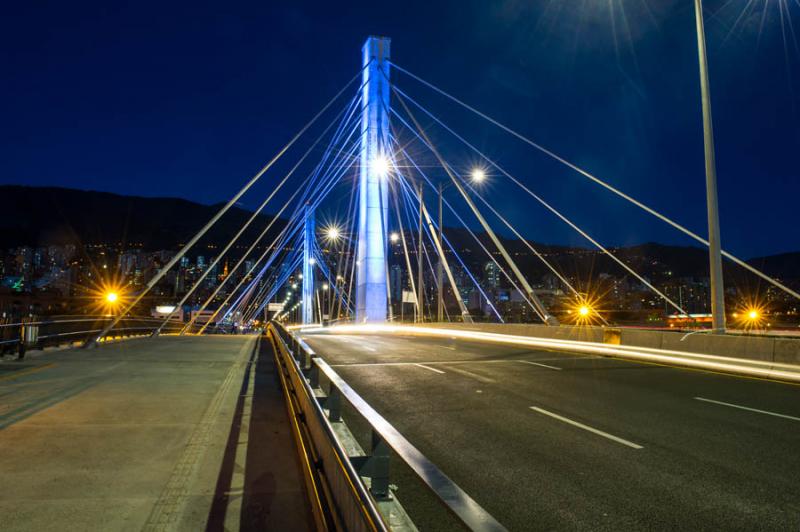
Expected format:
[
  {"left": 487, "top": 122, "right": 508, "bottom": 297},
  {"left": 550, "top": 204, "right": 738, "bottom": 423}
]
[{"left": 1, "top": 185, "right": 797, "bottom": 281}]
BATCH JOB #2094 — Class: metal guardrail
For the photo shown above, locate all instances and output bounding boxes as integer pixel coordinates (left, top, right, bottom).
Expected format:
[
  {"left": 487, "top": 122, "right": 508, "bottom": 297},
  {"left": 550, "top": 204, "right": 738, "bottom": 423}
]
[
  {"left": 0, "top": 316, "right": 185, "bottom": 358},
  {"left": 268, "top": 321, "right": 507, "bottom": 532}
]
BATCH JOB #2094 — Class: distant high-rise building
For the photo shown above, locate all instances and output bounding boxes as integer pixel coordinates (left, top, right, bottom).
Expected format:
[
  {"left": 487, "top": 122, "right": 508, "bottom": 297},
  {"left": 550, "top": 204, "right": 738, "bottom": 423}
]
[
  {"left": 484, "top": 261, "right": 500, "bottom": 289},
  {"left": 390, "top": 264, "right": 403, "bottom": 301}
]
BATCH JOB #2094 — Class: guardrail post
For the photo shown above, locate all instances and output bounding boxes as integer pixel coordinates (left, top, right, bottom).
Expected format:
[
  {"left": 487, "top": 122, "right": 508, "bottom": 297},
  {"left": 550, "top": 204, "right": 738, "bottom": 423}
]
[
  {"left": 369, "top": 430, "right": 391, "bottom": 500},
  {"left": 310, "top": 361, "right": 320, "bottom": 388},
  {"left": 328, "top": 387, "right": 341, "bottom": 422}
]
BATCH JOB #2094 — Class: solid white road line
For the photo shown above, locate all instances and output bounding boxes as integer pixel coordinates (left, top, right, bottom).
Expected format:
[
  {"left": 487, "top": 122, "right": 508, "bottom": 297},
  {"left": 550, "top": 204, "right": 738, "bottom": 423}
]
[
  {"left": 694, "top": 396, "right": 800, "bottom": 422},
  {"left": 415, "top": 363, "right": 446, "bottom": 374},
  {"left": 518, "top": 360, "right": 562, "bottom": 371},
  {"left": 530, "top": 406, "right": 644, "bottom": 449}
]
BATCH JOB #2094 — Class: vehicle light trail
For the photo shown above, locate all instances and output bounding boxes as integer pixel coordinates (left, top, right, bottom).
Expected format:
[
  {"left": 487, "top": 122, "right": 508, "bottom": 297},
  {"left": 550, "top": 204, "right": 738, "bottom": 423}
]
[{"left": 318, "top": 324, "right": 800, "bottom": 384}]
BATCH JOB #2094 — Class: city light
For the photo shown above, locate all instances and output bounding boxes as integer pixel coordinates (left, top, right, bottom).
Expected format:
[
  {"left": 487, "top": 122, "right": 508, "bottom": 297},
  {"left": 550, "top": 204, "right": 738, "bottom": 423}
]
[
  {"left": 89, "top": 280, "right": 128, "bottom": 315},
  {"left": 309, "top": 258, "right": 316, "bottom": 265},
  {"left": 390, "top": 232, "right": 400, "bottom": 243},
  {"left": 322, "top": 283, "right": 329, "bottom": 291},
  {"left": 733, "top": 299, "right": 768, "bottom": 330},
  {"left": 372, "top": 155, "right": 390, "bottom": 178},
  {"left": 567, "top": 294, "right": 602, "bottom": 326},
  {"left": 324, "top": 225, "right": 342, "bottom": 242},
  {"left": 471, "top": 168, "right": 486, "bottom": 183}
]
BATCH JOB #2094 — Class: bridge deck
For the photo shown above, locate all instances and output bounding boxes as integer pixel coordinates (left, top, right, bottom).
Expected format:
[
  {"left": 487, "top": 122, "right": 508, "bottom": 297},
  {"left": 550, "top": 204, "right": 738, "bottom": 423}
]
[
  {"left": 302, "top": 331, "right": 800, "bottom": 531},
  {"left": 0, "top": 335, "right": 312, "bottom": 532}
]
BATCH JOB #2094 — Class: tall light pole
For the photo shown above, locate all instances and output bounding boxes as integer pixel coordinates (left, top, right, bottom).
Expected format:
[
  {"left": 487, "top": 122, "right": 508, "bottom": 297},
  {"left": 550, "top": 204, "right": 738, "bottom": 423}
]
[
  {"left": 694, "top": 0, "right": 726, "bottom": 332},
  {"left": 417, "top": 181, "right": 425, "bottom": 323},
  {"left": 437, "top": 183, "right": 444, "bottom": 322}
]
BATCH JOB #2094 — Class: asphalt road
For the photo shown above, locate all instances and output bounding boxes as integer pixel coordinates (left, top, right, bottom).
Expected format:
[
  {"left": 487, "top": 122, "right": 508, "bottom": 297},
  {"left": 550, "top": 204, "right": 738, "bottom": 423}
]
[{"left": 301, "top": 331, "right": 800, "bottom": 531}]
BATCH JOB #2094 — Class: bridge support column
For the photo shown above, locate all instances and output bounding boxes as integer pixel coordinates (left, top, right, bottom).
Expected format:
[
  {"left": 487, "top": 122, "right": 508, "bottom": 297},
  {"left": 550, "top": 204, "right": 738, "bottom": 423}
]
[
  {"left": 356, "top": 36, "right": 391, "bottom": 323},
  {"left": 302, "top": 204, "right": 315, "bottom": 325}
]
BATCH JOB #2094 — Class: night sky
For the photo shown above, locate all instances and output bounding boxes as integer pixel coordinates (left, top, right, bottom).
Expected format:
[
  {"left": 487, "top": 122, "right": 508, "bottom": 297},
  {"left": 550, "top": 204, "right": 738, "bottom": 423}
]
[{"left": 2, "top": 1, "right": 798, "bottom": 258}]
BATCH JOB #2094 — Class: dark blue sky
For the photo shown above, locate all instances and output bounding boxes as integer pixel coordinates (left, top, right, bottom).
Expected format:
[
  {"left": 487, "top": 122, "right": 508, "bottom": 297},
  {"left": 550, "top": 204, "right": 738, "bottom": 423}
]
[{"left": 2, "top": 1, "right": 798, "bottom": 258}]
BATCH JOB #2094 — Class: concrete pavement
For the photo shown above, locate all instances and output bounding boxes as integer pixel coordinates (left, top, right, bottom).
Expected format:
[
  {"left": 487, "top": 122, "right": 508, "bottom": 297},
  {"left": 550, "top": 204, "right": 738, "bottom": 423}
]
[
  {"left": 301, "top": 331, "right": 800, "bottom": 531},
  {"left": 0, "top": 335, "right": 312, "bottom": 532}
]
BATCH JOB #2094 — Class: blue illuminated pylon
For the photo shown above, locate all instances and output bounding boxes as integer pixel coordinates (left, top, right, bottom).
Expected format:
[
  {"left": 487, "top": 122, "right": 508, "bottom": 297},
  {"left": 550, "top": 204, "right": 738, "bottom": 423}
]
[
  {"left": 355, "top": 36, "right": 391, "bottom": 323},
  {"left": 302, "top": 204, "right": 315, "bottom": 324}
]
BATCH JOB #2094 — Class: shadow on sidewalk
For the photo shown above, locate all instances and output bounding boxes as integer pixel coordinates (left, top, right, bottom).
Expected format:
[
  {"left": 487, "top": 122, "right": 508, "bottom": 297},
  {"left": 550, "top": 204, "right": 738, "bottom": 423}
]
[{"left": 205, "top": 336, "right": 313, "bottom": 531}]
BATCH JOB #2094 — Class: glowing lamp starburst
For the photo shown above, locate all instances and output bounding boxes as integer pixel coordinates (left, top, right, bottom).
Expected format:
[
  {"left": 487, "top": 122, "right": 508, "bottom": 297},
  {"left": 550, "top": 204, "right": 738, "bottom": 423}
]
[
  {"left": 324, "top": 225, "right": 341, "bottom": 242},
  {"left": 567, "top": 294, "right": 602, "bottom": 326},
  {"left": 373, "top": 155, "right": 390, "bottom": 178},
  {"left": 471, "top": 168, "right": 486, "bottom": 183}
]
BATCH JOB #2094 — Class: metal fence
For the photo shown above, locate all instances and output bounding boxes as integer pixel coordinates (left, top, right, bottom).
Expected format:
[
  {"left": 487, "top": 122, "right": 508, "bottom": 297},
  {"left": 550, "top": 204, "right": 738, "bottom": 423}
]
[
  {"left": 268, "top": 321, "right": 506, "bottom": 532},
  {"left": 0, "top": 315, "right": 185, "bottom": 357}
]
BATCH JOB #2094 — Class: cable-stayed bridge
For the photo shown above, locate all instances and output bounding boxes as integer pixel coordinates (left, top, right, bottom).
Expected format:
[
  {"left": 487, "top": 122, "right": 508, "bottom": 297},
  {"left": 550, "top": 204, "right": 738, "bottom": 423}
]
[{"left": 2, "top": 35, "right": 800, "bottom": 531}]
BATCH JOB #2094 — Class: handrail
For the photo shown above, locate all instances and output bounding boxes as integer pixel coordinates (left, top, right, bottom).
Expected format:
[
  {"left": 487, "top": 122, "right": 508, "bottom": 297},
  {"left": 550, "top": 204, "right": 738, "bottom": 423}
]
[
  {"left": 269, "top": 321, "right": 507, "bottom": 532},
  {"left": 37, "top": 325, "right": 182, "bottom": 340},
  {"left": 270, "top": 322, "right": 387, "bottom": 532},
  {"left": 0, "top": 315, "right": 181, "bottom": 329},
  {"left": 0, "top": 316, "right": 185, "bottom": 358}
]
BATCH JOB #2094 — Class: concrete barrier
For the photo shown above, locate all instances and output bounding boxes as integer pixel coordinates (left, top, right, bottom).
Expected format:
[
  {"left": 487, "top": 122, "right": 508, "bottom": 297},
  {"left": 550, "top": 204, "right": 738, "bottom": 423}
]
[
  {"left": 774, "top": 338, "right": 800, "bottom": 365},
  {"left": 618, "top": 328, "right": 664, "bottom": 350},
  {"left": 660, "top": 332, "right": 775, "bottom": 363}
]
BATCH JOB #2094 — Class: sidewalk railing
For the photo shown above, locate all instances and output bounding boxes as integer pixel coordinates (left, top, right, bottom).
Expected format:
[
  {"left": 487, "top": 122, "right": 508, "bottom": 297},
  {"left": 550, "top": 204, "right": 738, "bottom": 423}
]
[
  {"left": 0, "top": 315, "right": 185, "bottom": 358},
  {"left": 268, "top": 320, "right": 506, "bottom": 532}
]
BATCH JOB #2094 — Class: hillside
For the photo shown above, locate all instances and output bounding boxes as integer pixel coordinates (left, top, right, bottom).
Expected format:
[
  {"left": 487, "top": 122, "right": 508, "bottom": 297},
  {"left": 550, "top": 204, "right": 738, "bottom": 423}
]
[
  {"left": 1, "top": 185, "right": 797, "bottom": 282},
  {"left": 0, "top": 185, "right": 285, "bottom": 250}
]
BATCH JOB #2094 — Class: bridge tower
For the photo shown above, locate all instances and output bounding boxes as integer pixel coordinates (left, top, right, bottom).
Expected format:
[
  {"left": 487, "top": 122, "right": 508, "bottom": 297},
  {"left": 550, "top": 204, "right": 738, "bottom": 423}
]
[
  {"left": 355, "top": 36, "right": 391, "bottom": 323},
  {"left": 302, "top": 204, "right": 315, "bottom": 324}
]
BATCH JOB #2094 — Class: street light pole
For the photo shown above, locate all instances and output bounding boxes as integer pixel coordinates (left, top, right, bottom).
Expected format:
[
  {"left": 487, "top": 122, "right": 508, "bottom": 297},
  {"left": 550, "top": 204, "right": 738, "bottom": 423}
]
[
  {"left": 437, "top": 183, "right": 444, "bottom": 322},
  {"left": 417, "top": 182, "right": 424, "bottom": 323},
  {"left": 694, "top": 0, "right": 726, "bottom": 332}
]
